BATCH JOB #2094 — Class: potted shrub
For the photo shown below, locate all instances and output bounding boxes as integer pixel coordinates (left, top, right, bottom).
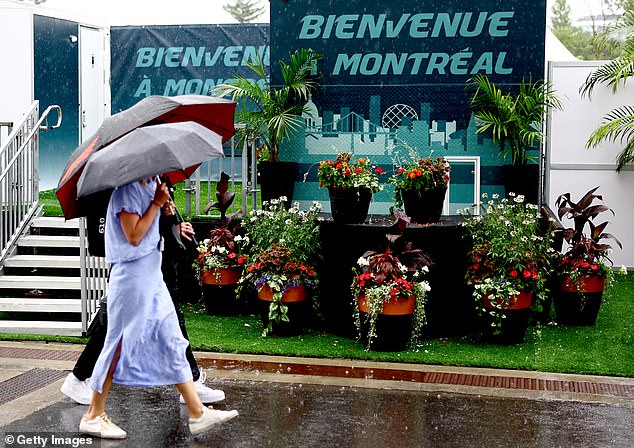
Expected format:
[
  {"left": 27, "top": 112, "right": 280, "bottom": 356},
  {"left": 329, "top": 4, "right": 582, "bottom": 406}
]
[
  {"left": 461, "top": 193, "right": 555, "bottom": 343},
  {"left": 553, "top": 186, "right": 622, "bottom": 325},
  {"left": 317, "top": 152, "right": 383, "bottom": 223},
  {"left": 390, "top": 144, "right": 451, "bottom": 224},
  {"left": 351, "top": 211, "right": 433, "bottom": 351},
  {"left": 466, "top": 74, "right": 562, "bottom": 204},
  {"left": 215, "top": 48, "right": 323, "bottom": 206},
  {"left": 240, "top": 197, "right": 322, "bottom": 335}
]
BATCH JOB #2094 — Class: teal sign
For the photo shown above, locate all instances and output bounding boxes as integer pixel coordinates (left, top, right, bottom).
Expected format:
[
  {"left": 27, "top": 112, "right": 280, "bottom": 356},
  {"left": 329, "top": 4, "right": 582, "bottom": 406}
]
[{"left": 270, "top": 0, "right": 547, "bottom": 213}]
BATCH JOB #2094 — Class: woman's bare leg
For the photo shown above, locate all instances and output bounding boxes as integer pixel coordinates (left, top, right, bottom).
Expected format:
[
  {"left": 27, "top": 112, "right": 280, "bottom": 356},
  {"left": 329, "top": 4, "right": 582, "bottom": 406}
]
[
  {"left": 84, "top": 341, "right": 121, "bottom": 419},
  {"left": 176, "top": 381, "right": 203, "bottom": 419}
]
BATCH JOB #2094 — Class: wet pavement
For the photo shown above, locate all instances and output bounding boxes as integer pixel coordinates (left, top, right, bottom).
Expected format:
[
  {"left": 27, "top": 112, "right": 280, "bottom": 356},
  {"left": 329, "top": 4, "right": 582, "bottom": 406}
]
[{"left": 1, "top": 341, "right": 633, "bottom": 447}]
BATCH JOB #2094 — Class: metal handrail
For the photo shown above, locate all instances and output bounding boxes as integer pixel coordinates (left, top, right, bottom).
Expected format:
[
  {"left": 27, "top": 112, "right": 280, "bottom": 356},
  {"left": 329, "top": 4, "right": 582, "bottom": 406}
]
[{"left": 0, "top": 102, "right": 62, "bottom": 264}]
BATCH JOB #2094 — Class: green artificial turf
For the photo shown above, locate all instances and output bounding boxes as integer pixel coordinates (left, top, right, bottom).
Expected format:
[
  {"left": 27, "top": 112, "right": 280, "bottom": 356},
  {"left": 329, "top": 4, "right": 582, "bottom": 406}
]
[{"left": 182, "top": 273, "right": 634, "bottom": 377}]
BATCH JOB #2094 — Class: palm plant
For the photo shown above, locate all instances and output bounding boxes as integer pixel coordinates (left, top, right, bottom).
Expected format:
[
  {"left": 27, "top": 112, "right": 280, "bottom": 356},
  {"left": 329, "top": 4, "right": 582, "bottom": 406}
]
[
  {"left": 581, "top": 9, "right": 634, "bottom": 172},
  {"left": 467, "top": 74, "right": 563, "bottom": 166},
  {"left": 214, "top": 48, "right": 323, "bottom": 162}
]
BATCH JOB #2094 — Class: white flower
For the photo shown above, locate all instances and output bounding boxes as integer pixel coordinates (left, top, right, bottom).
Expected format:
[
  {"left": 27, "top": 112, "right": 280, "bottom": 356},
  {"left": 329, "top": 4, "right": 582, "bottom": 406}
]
[
  {"left": 620, "top": 265, "right": 628, "bottom": 275},
  {"left": 357, "top": 256, "right": 369, "bottom": 266},
  {"left": 492, "top": 193, "right": 499, "bottom": 199},
  {"left": 514, "top": 195, "right": 524, "bottom": 203},
  {"left": 285, "top": 219, "right": 292, "bottom": 225},
  {"left": 398, "top": 262, "right": 407, "bottom": 273},
  {"left": 419, "top": 281, "right": 431, "bottom": 292}
]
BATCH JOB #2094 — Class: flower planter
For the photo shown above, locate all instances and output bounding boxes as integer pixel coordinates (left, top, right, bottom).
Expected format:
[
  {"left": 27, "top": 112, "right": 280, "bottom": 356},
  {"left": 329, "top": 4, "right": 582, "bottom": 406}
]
[
  {"left": 328, "top": 186, "right": 372, "bottom": 224},
  {"left": 357, "top": 294, "right": 415, "bottom": 351},
  {"left": 200, "top": 268, "right": 242, "bottom": 286},
  {"left": 200, "top": 268, "right": 243, "bottom": 315},
  {"left": 399, "top": 185, "right": 447, "bottom": 224},
  {"left": 554, "top": 274, "right": 605, "bottom": 326},
  {"left": 257, "top": 284, "right": 310, "bottom": 335},
  {"left": 481, "top": 290, "right": 532, "bottom": 344}
]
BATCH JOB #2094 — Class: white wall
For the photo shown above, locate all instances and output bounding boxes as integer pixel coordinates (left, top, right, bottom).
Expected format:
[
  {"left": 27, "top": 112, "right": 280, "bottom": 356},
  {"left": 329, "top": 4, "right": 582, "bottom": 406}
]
[
  {"left": 0, "top": 5, "right": 33, "bottom": 139},
  {"left": 546, "top": 61, "right": 634, "bottom": 268}
]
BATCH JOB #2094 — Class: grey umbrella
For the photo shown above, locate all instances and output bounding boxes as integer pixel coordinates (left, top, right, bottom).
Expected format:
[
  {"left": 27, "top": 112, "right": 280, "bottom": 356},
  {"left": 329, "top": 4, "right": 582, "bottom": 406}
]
[{"left": 76, "top": 121, "right": 223, "bottom": 198}]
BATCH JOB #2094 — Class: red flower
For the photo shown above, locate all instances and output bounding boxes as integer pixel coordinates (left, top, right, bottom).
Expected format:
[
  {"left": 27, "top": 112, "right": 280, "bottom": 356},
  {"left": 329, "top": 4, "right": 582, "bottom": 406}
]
[
  {"left": 335, "top": 163, "right": 342, "bottom": 170},
  {"left": 591, "top": 264, "right": 600, "bottom": 271},
  {"left": 473, "top": 263, "right": 480, "bottom": 270},
  {"left": 396, "top": 168, "right": 405, "bottom": 174},
  {"left": 228, "top": 252, "right": 236, "bottom": 259},
  {"left": 581, "top": 261, "right": 590, "bottom": 269},
  {"left": 374, "top": 167, "right": 383, "bottom": 174},
  {"left": 510, "top": 270, "right": 518, "bottom": 277},
  {"left": 354, "top": 168, "right": 363, "bottom": 174},
  {"left": 522, "top": 270, "right": 531, "bottom": 279},
  {"left": 408, "top": 171, "right": 416, "bottom": 179}
]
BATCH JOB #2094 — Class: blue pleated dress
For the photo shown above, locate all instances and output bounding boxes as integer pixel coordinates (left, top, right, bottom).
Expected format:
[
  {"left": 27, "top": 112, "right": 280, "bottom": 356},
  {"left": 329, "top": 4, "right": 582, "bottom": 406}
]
[{"left": 90, "top": 178, "right": 192, "bottom": 393}]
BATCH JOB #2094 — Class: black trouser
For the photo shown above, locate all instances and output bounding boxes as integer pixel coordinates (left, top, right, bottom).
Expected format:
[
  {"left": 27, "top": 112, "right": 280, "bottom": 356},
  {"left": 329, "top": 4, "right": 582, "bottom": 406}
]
[{"left": 73, "top": 232, "right": 200, "bottom": 382}]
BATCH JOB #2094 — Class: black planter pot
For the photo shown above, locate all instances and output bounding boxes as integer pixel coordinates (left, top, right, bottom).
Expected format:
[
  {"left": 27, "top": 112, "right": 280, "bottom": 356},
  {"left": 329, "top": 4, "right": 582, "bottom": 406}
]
[
  {"left": 501, "top": 164, "right": 539, "bottom": 204},
  {"left": 484, "top": 308, "right": 531, "bottom": 344},
  {"left": 358, "top": 312, "right": 413, "bottom": 351},
  {"left": 400, "top": 186, "right": 447, "bottom": 224},
  {"left": 257, "top": 299, "right": 310, "bottom": 336},
  {"left": 259, "top": 161, "right": 297, "bottom": 208},
  {"left": 328, "top": 186, "right": 372, "bottom": 224},
  {"left": 554, "top": 291, "right": 603, "bottom": 326},
  {"left": 202, "top": 284, "right": 244, "bottom": 316}
]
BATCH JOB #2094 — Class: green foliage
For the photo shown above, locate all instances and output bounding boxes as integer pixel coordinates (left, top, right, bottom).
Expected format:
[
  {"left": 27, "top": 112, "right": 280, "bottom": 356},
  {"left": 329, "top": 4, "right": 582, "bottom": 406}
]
[
  {"left": 214, "top": 48, "right": 323, "bottom": 162},
  {"left": 461, "top": 193, "right": 557, "bottom": 332},
  {"left": 551, "top": 0, "right": 572, "bottom": 29},
  {"left": 466, "top": 74, "right": 563, "bottom": 166},
  {"left": 582, "top": 9, "right": 634, "bottom": 171},
  {"left": 222, "top": 0, "right": 265, "bottom": 23},
  {"left": 317, "top": 152, "right": 383, "bottom": 193}
]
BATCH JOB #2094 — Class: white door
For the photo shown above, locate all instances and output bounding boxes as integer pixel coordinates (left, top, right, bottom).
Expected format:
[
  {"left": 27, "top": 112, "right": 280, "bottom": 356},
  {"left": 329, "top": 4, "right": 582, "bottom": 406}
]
[{"left": 79, "top": 26, "right": 105, "bottom": 142}]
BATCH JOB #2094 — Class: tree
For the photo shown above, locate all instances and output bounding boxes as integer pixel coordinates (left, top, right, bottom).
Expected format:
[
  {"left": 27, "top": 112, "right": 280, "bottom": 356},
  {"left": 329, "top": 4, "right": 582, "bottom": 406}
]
[
  {"left": 214, "top": 49, "right": 323, "bottom": 163},
  {"left": 551, "top": 0, "right": 572, "bottom": 29},
  {"left": 223, "top": 0, "right": 265, "bottom": 23},
  {"left": 581, "top": 9, "right": 634, "bottom": 171}
]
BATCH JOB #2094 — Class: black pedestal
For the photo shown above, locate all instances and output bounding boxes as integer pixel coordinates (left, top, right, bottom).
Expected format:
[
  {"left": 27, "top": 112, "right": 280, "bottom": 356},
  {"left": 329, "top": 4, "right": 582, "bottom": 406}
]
[{"left": 318, "top": 216, "right": 476, "bottom": 339}]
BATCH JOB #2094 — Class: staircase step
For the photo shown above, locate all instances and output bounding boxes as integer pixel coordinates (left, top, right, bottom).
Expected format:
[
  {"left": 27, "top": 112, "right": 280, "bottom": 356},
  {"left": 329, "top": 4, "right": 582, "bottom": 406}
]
[
  {"left": 3, "top": 255, "right": 80, "bottom": 269},
  {"left": 31, "top": 217, "right": 80, "bottom": 229},
  {"left": 0, "top": 275, "right": 81, "bottom": 290},
  {"left": 18, "top": 235, "right": 80, "bottom": 248},
  {"left": 0, "top": 298, "right": 81, "bottom": 313},
  {"left": 0, "top": 320, "right": 82, "bottom": 336}
]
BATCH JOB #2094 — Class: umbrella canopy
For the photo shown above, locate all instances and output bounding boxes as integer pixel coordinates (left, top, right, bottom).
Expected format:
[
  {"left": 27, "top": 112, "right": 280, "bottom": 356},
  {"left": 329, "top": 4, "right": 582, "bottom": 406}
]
[
  {"left": 76, "top": 121, "right": 224, "bottom": 198},
  {"left": 56, "top": 94, "right": 236, "bottom": 219}
]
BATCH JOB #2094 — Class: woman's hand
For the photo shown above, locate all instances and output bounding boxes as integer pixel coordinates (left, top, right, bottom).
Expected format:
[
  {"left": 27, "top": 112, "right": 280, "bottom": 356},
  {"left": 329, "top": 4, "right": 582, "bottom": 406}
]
[
  {"left": 153, "top": 180, "right": 171, "bottom": 208},
  {"left": 178, "top": 221, "right": 195, "bottom": 242}
]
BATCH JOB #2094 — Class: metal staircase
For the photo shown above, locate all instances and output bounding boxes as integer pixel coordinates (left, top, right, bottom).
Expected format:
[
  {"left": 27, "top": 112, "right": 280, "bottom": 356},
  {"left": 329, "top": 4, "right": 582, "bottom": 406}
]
[{"left": 1, "top": 101, "right": 108, "bottom": 336}]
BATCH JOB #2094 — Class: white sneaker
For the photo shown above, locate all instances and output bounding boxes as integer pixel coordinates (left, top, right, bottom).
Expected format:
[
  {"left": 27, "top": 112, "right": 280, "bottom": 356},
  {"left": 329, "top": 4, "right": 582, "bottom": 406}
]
[
  {"left": 60, "top": 373, "right": 92, "bottom": 405},
  {"left": 189, "top": 406, "right": 238, "bottom": 436},
  {"left": 180, "top": 368, "right": 225, "bottom": 404},
  {"left": 79, "top": 413, "right": 127, "bottom": 439}
]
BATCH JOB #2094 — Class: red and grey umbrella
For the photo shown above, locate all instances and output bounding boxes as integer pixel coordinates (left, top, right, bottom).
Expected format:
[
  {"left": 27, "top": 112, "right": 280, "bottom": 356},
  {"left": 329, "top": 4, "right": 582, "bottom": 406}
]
[{"left": 56, "top": 95, "right": 236, "bottom": 219}]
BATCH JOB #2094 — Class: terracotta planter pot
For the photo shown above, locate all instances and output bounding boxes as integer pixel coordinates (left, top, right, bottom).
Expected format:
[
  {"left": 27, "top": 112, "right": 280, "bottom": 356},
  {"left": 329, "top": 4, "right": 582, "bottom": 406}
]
[
  {"left": 357, "top": 293, "right": 416, "bottom": 351},
  {"left": 357, "top": 294, "right": 415, "bottom": 315},
  {"left": 257, "top": 284, "right": 308, "bottom": 303},
  {"left": 257, "top": 284, "right": 310, "bottom": 336},
  {"left": 481, "top": 290, "right": 533, "bottom": 344},
  {"left": 399, "top": 185, "right": 447, "bottom": 224},
  {"left": 555, "top": 274, "right": 605, "bottom": 326},
  {"left": 482, "top": 290, "right": 532, "bottom": 310},
  {"left": 200, "top": 267, "right": 242, "bottom": 286}
]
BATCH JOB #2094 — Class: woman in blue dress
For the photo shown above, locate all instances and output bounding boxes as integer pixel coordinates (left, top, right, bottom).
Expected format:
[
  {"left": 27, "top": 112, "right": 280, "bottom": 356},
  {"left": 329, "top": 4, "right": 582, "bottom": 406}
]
[{"left": 79, "top": 176, "right": 238, "bottom": 439}]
